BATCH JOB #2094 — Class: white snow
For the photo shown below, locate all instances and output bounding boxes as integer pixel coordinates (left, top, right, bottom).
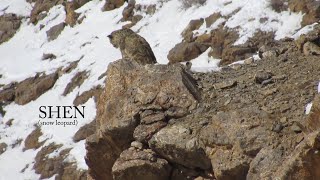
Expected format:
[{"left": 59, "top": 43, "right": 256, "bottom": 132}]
[
  {"left": 0, "top": 0, "right": 31, "bottom": 16},
  {"left": 305, "top": 103, "right": 313, "bottom": 115},
  {"left": 0, "top": 0, "right": 312, "bottom": 178},
  {"left": 318, "top": 82, "right": 320, "bottom": 93}
]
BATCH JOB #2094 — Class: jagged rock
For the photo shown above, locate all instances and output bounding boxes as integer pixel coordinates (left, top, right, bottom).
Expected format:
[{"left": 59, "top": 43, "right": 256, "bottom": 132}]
[
  {"left": 41, "top": 53, "right": 56, "bottom": 60},
  {"left": 102, "top": 0, "right": 126, "bottom": 11},
  {"left": 30, "top": 0, "right": 64, "bottom": 24},
  {"left": 149, "top": 114, "right": 211, "bottom": 170},
  {"left": 303, "top": 41, "right": 320, "bottom": 55},
  {"left": 58, "top": 165, "right": 87, "bottom": 180},
  {"left": 0, "top": 143, "right": 7, "bottom": 155},
  {"left": 73, "top": 119, "right": 96, "bottom": 142},
  {"left": 61, "top": 60, "right": 79, "bottom": 75},
  {"left": 112, "top": 148, "right": 172, "bottom": 180},
  {"left": 15, "top": 72, "right": 58, "bottom": 105},
  {"left": 73, "top": 86, "right": 102, "bottom": 106},
  {"left": 0, "top": 13, "right": 22, "bottom": 44},
  {"left": 0, "top": 82, "right": 16, "bottom": 103},
  {"left": 65, "top": 1, "right": 80, "bottom": 27},
  {"left": 205, "top": 12, "right": 221, "bottom": 28},
  {"left": 289, "top": 0, "right": 320, "bottom": 26},
  {"left": 34, "top": 143, "right": 86, "bottom": 179},
  {"left": 167, "top": 42, "right": 209, "bottom": 64},
  {"left": 46, "top": 22, "right": 66, "bottom": 41},
  {"left": 63, "top": 71, "right": 88, "bottom": 96},
  {"left": 5, "top": 119, "right": 14, "bottom": 127},
  {"left": 195, "top": 33, "right": 211, "bottom": 44},
  {"left": 33, "top": 143, "right": 64, "bottom": 179},
  {"left": 181, "top": 18, "right": 204, "bottom": 40},
  {"left": 23, "top": 126, "right": 44, "bottom": 151},
  {"left": 86, "top": 59, "right": 199, "bottom": 179}
]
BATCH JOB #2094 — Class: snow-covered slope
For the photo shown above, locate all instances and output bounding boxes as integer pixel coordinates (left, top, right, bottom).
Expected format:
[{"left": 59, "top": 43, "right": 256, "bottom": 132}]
[{"left": 0, "top": 0, "right": 314, "bottom": 179}]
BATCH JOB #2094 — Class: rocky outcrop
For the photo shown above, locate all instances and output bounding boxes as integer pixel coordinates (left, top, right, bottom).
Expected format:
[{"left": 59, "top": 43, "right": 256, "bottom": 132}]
[
  {"left": 46, "top": 22, "right": 66, "bottom": 41},
  {"left": 15, "top": 72, "right": 58, "bottom": 105},
  {"left": 0, "top": 13, "right": 22, "bottom": 44},
  {"left": 102, "top": 0, "right": 126, "bottom": 11},
  {"left": 181, "top": 18, "right": 204, "bottom": 41},
  {"left": 0, "top": 82, "right": 16, "bottom": 103},
  {"left": 73, "top": 86, "right": 102, "bottom": 106},
  {"left": 85, "top": 33, "right": 320, "bottom": 179},
  {"left": 0, "top": 73, "right": 58, "bottom": 105},
  {"left": 65, "top": 1, "right": 80, "bottom": 27},
  {"left": 0, "top": 72, "right": 58, "bottom": 105},
  {"left": 34, "top": 143, "right": 87, "bottom": 179},
  {"left": 30, "top": 0, "right": 64, "bottom": 24},
  {"left": 63, "top": 71, "right": 88, "bottom": 96},
  {"left": 85, "top": 59, "right": 200, "bottom": 179},
  {"left": 73, "top": 119, "right": 96, "bottom": 142},
  {"left": 23, "top": 126, "right": 44, "bottom": 151}
]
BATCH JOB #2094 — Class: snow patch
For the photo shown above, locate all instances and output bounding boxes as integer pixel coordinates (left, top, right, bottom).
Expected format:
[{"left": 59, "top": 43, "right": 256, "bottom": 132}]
[{"left": 305, "top": 103, "right": 313, "bottom": 115}]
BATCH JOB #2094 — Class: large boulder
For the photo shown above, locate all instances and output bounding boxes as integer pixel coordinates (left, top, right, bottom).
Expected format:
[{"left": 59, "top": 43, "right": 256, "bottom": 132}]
[
  {"left": 167, "top": 42, "right": 209, "bottom": 64},
  {"left": 149, "top": 114, "right": 211, "bottom": 170},
  {"left": 86, "top": 59, "right": 200, "bottom": 179}
]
